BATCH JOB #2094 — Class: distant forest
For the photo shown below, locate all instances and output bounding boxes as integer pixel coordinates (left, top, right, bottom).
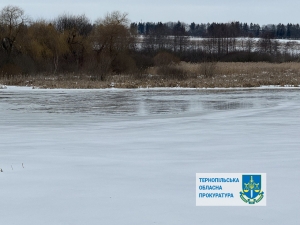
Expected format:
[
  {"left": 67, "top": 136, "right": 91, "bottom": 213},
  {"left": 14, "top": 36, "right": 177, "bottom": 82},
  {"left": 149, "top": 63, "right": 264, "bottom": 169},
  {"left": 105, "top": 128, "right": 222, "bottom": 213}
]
[
  {"left": 1, "top": 5, "right": 300, "bottom": 79},
  {"left": 131, "top": 21, "right": 300, "bottom": 39}
]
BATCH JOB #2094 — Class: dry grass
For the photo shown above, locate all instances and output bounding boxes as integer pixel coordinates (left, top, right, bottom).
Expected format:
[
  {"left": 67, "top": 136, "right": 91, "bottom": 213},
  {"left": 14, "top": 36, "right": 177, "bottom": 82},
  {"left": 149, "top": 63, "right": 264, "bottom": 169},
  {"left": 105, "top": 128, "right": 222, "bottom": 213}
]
[{"left": 1, "top": 62, "right": 300, "bottom": 88}]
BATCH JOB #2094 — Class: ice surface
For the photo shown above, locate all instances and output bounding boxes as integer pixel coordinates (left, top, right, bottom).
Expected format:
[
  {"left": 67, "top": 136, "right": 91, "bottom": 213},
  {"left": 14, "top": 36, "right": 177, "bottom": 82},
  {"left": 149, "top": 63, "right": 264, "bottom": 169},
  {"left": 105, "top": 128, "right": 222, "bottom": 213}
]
[{"left": 0, "top": 87, "right": 300, "bottom": 225}]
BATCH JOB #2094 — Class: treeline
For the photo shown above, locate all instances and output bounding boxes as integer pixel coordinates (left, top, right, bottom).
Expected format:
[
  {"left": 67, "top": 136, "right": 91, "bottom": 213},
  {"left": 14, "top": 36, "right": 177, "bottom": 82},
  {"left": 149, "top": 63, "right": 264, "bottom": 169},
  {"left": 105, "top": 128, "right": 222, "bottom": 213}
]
[
  {"left": 0, "top": 6, "right": 139, "bottom": 79},
  {"left": 1, "top": 5, "right": 300, "bottom": 79},
  {"left": 131, "top": 21, "right": 300, "bottom": 39}
]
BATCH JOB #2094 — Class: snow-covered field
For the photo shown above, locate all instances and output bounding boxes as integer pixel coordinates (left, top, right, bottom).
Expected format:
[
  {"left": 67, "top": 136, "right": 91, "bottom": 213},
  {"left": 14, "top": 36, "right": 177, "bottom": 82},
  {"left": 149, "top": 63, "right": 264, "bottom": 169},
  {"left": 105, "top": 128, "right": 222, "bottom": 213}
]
[{"left": 1, "top": 86, "right": 300, "bottom": 225}]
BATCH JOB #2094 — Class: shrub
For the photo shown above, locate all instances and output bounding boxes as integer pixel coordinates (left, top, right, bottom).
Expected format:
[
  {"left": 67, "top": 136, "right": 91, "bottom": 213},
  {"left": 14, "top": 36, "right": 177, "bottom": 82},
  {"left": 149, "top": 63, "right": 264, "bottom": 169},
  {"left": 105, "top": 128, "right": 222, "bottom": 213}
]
[
  {"left": 111, "top": 54, "right": 137, "bottom": 74},
  {"left": 200, "top": 61, "right": 217, "bottom": 78},
  {"left": 153, "top": 52, "right": 180, "bottom": 67},
  {"left": 0, "top": 63, "right": 22, "bottom": 77},
  {"left": 156, "top": 65, "right": 187, "bottom": 80}
]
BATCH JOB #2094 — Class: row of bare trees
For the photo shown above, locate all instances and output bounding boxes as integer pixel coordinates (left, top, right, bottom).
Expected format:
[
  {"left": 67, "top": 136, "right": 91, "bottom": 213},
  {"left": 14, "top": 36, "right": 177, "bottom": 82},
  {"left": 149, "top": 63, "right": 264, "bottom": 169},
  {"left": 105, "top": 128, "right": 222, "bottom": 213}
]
[{"left": 0, "top": 5, "right": 136, "bottom": 78}]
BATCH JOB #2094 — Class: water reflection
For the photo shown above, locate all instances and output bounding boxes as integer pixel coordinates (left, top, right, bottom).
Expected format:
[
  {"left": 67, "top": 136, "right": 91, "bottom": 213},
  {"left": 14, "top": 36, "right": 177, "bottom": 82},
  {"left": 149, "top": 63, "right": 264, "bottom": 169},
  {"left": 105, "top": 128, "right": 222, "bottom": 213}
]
[
  {"left": 145, "top": 99, "right": 189, "bottom": 114},
  {"left": 202, "top": 101, "right": 253, "bottom": 110},
  {"left": 0, "top": 88, "right": 299, "bottom": 116}
]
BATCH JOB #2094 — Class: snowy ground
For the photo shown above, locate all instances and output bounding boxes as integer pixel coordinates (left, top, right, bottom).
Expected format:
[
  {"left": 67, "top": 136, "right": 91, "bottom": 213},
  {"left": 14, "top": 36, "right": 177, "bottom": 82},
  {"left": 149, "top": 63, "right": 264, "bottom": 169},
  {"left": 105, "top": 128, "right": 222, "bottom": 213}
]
[{"left": 1, "top": 87, "right": 300, "bottom": 225}]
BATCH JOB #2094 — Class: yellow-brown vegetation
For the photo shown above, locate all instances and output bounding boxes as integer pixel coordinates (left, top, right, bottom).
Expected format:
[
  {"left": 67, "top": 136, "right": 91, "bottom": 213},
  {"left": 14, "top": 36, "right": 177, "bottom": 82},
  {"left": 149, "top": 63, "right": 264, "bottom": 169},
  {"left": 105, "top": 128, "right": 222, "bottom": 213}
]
[{"left": 1, "top": 62, "right": 300, "bottom": 88}]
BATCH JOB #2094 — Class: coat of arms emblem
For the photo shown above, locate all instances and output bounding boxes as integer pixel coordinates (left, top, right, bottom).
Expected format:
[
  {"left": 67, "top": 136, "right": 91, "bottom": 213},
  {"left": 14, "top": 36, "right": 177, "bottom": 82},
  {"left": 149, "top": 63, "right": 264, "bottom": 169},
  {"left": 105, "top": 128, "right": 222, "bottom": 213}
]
[{"left": 240, "top": 175, "right": 264, "bottom": 204}]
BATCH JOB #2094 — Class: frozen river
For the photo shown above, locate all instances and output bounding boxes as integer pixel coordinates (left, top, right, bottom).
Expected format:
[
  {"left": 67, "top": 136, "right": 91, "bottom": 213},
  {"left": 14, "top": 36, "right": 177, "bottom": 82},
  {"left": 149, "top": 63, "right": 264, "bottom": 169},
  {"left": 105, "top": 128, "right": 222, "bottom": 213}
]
[{"left": 1, "top": 87, "right": 300, "bottom": 225}]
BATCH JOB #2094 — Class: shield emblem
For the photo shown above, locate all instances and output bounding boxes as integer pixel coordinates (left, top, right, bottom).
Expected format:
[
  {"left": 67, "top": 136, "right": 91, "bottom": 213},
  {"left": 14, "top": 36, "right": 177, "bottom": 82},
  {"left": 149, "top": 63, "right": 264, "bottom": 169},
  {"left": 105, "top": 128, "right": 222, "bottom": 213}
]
[{"left": 240, "top": 175, "right": 264, "bottom": 204}]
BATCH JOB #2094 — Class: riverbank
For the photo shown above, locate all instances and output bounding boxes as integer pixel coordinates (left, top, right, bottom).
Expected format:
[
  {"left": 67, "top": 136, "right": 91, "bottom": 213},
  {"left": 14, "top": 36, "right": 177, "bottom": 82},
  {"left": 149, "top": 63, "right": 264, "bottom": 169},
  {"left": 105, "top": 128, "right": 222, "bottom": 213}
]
[{"left": 1, "top": 62, "right": 300, "bottom": 89}]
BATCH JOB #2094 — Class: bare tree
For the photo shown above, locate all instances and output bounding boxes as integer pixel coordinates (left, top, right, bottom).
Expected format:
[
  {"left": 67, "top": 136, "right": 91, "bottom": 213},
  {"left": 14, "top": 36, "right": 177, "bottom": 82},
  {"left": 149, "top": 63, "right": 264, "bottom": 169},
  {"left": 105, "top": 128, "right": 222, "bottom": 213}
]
[
  {"left": 258, "top": 31, "right": 279, "bottom": 55},
  {"left": 26, "top": 21, "right": 68, "bottom": 74},
  {"left": 245, "top": 38, "right": 255, "bottom": 53},
  {"left": 172, "top": 22, "right": 189, "bottom": 53},
  {"left": 90, "top": 11, "right": 135, "bottom": 78},
  {"left": 0, "top": 5, "right": 29, "bottom": 61},
  {"left": 53, "top": 14, "right": 92, "bottom": 71}
]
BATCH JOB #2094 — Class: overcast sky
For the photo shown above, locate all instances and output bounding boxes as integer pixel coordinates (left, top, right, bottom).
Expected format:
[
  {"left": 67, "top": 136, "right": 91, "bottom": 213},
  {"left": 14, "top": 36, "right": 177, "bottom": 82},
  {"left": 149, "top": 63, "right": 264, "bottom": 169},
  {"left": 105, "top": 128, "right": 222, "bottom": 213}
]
[{"left": 1, "top": 0, "right": 299, "bottom": 25}]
